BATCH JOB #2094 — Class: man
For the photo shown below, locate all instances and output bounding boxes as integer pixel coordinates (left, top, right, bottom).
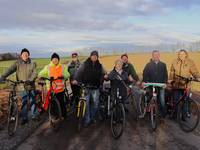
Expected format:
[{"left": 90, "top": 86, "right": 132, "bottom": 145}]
[
  {"left": 68, "top": 52, "right": 81, "bottom": 105},
  {"left": 73, "top": 51, "right": 105, "bottom": 127},
  {"left": 0, "top": 48, "right": 37, "bottom": 125},
  {"left": 143, "top": 50, "right": 168, "bottom": 118},
  {"left": 121, "top": 53, "right": 139, "bottom": 82},
  {"left": 38, "top": 53, "right": 70, "bottom": 118}
]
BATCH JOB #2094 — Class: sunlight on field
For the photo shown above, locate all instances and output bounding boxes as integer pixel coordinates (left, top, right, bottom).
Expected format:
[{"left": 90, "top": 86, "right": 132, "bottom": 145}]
[
  {"left": 0, "top": 52, "right": 200, "bottom": 91},
  {"left": 100, "top": 52, "right": 200, "bottom": 91}
]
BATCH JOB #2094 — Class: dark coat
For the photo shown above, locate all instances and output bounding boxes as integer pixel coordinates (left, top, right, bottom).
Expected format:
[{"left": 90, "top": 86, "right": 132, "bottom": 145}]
[
  {"left": 108, "top": 69, "right": 129, "bottom": 101},
  {"left": 143, "top": 60, "right": 168, "bottom": 83},
  {"left": 74, "top": 58, "right": 105, "bottom": 88}
]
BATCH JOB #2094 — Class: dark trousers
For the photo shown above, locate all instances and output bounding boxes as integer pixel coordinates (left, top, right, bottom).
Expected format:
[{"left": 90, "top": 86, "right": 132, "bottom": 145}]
[
  {"left": 55, "top": 91, "right": 67, "bottom": 117},
  {"left": 71, "top": 84, "right": 81, "bottom": 105}
]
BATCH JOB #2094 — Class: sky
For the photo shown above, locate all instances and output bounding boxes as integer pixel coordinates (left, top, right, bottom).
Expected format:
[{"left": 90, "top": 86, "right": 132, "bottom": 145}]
[{"left": 0, "top": 0, "right": 200, "bottom": 57}]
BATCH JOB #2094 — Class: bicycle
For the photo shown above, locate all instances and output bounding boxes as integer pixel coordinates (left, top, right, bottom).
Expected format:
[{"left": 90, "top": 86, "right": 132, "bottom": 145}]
[
  {"left": 75, "top": 82, "right": 87, "bottom": 132},
  {"left": 40, "top": 77, "right": 63, "bottom": 130},
  {"left": 3, "top": 79, "right": 43, "bottom": 136},
  {"left": 166, "top": 75, "right": 200, "bottom": 132},
  {"left": 140, "top": 82, "right": 166, "bottom": 131}
]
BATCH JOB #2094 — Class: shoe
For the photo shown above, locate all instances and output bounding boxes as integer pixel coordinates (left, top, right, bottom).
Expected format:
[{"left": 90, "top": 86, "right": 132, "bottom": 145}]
[
  {"left": 21, "top": 119, "right": 28, "bottom": 125},
  {"left": 91, "top": 119, "right": 97, "bottom": 124}
]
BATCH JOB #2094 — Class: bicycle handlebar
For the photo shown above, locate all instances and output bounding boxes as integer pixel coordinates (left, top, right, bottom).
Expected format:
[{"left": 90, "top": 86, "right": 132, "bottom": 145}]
[
  {"left": 175, "top": 75, "right": 200, "bottom": 83},
  {"left": 143, "top": 82, "right": 166, "bottom": 88}
]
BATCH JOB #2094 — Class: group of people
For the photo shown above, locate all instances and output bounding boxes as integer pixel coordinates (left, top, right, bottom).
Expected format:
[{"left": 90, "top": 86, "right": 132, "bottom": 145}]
[{"left": 0, "top": 48, "right": 200, "bottom": 127}]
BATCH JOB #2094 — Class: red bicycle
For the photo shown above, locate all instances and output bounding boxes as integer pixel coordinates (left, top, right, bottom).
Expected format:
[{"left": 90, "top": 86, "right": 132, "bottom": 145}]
[{"left": 166, "top": 75, "right": 200, "bottom": 132}]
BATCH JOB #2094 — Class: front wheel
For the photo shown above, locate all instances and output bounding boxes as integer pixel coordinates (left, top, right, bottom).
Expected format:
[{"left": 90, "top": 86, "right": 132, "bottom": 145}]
[
  {"left": 77, "top": 99, "right": 86, "bottom": 132},
  {"left": 48, "top": 97, "right": 62, "bottom": 131},
  {"left": 149, "top": 98, "right": 158, "bottom": 131},
  {"left": 111, "top": 103, "right": 125, "bottom": 139},
  {"left": 7, "top": 98, "right": 19, "bottom": 136},
  {"left": 178, "top": 98, "right": 200, "bottom": 132}
]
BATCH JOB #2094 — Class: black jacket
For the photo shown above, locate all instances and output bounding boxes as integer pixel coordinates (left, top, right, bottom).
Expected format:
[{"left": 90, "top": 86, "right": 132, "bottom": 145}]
[
  {"left": 108, "top": 69, "right": 129, "bottom": 100},
  {"left": 74, "top": 58, "right": 105, "bottom": 88},
  {"left": 143, "top": 60, "right": 168, "bottom": 83}
]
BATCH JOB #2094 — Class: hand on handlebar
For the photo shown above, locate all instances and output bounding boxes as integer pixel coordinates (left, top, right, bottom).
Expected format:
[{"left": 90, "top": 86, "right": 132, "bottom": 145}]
[{"left": 71, "top": 80, "right": 78, "bottom": 85}]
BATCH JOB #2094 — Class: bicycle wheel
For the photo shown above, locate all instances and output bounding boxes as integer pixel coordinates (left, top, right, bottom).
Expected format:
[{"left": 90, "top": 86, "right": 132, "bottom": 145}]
[
  {"left": 150, "top": 99, "right": 158, "bottom": 131},
  {"left": 48, "top": 97, "right": 62, "bottom": 130},
  {"left": 35, "top": 91, "right": 43, "bottom": 114},
  {"left": 130, "top": 95, "right": 138, "bottom": 121},
  {"left": 77, "top": 99, "right": 86, "bottom": 132},
  {"left": 7, "top": 98, "right": 19, "bottom": 136},
  {"left": 98, "top": 93, "right": 107, "bottom": 121},
  {"left": 111, "top": 103, "right": 125, "bottom": 139},
  {"left": 178, "top": 98, "right": 200, "bottom": 132}
]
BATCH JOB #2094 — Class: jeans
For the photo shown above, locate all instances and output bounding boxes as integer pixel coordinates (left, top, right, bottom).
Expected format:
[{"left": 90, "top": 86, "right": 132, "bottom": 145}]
[
  {"left": 20, "top": 90, "right": 37, "bottom": 120},
  {"left": 84, "top": 89, "right": 100, "bottom": 124},
  {"left": 131, "top": 86, "right": 145, "bottom": 116}
]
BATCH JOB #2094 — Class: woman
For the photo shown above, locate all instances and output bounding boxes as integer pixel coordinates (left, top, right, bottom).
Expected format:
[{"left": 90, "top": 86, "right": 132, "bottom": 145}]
[
  {"left": 105, "top": 59, "right": 133, "bottom": 104},
  {"left": 169, "top": 49, "right": 200, "bottom": 114}
]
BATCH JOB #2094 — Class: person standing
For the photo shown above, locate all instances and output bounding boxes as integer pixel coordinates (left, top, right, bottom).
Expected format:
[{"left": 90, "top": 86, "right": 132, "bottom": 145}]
[
  {"left": 38, "top": 53, "right": 70, "bottom": 118},
  {"left": 72, "top": 51, "right": 105, "bottom": 127},
  {"left": 0, "top": 48, "right": 37, "bottom": 125},
  {"left": 143, "top": 50, "right": 168, "bottom": 118},
  {"left": 68, "top": 52, "right": 81, "bottom": 105},
  {"left": 169, "top": 49, "right": 200, "bottom": 116}
]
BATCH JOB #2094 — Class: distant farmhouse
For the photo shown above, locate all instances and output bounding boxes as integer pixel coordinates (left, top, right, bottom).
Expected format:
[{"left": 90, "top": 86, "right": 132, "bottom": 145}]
[{"left": 0, "top": 53, "right": 19, "bottom": 61}]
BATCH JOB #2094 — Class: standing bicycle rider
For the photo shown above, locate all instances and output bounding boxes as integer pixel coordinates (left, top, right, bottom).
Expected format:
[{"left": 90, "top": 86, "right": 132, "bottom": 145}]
[
  {"left": 143, "top": 50, "right": 168, "bottom": 119},
  {"left": 104, "top": 59, "right": 133, "bottom": 105},
  {"left": 169, "top": 49, "right": 200, "bottom": 116},
  {"left": 121, "top": 53, "right": 145, "bottom": 114},
  {"left": 72, "top": 51, "right": 105, "bottom": 127},
  {"left": 38, "top": 53, "right": 70, "bottom": 118},
  {"left": 68, "top": 52, "right": 81, "bottom": 105},
  {"left": 0, "top": 48, "right": 38, "bottom": 125}
]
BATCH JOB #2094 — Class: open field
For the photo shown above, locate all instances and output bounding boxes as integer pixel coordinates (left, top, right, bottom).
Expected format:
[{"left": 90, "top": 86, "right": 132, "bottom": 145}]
[{"left": 0, "top": 52, "right": 200, "bottom": 90}]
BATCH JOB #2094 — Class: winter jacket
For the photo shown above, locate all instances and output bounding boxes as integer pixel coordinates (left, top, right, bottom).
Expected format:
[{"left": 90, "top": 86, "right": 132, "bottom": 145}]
[
  {"left": 108, "top": 69, "right": 129, "bottom": 101},
  {"left": 169, "top": 58, "right": 200, "bottom": 89},
  {"left": 143, "top": 60, "right": 168, "bottom": 83},
  {"left": 38, "top": 62, "right": 70, "bottom": 90},
  {"left": 0, "top": 58, "right": 37, "bottom": 91},
  {"left": 68, "top": 60, "right": 81, "bottom": 80},
  {"left": 123, "top": 62, "right": 139, "bottom": 81},
  {"left": 74, "top": 58, "right": 105, "bottom": 88}
]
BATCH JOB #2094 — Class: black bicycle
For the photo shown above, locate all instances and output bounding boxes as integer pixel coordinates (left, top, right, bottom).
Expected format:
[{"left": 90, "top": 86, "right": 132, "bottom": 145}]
[{"left": 3, "top": 79, "right": 43, "bottom": 136}]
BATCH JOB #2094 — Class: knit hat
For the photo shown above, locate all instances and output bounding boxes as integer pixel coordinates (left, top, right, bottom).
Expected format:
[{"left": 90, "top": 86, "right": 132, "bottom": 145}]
[
  {"left": 90, "top": 50, "right": 99, "bottom": 57},
  {"left": 21, "top": 48, "right": 30, "bottom": 56},
  {"left": 72, "top": 52, "right": 78, "bottom": 57},
  {"left": 51, "top": 53, "right": 60, "bottom": 60}
]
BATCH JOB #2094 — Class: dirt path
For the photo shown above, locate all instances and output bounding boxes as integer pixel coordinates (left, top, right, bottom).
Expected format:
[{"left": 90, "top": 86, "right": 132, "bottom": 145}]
[{"left": 17, "top": 110, "right": 200, "bottom": 150}]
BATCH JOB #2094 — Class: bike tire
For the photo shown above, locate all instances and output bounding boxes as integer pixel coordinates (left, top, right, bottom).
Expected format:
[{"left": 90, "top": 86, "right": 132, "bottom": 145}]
[
  {"left": 48, "top": 97, "right": 62, "bottom": 130},
  {"left": 111, "top": 103, "right": 125, "bottom": 139},
  {"left": 7, "top": 98, "right": 18, "bottom": 136},
  {"left": 77, "top": 99, "right": 86, "bottom": 132},
  {"left": 150, "top": 98, "right": 158, "bottom": 131},
  {"left": 178, "top": 98, "right": 200, "bottom": 132}
]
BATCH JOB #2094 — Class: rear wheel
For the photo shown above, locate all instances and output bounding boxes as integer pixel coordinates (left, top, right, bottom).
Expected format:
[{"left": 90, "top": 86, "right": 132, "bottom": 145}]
[
  {"left": 178, "top": 98, "right": 200, "bottom": 132},
  {"left": 7, "top": 98, "right": 18, "bottom": 136},
  {"left": 48, "top": 97, "right": 62, "bottom": 131},
  {"left": 111, "top": 103, "right": 125, "bottom": 139}
]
